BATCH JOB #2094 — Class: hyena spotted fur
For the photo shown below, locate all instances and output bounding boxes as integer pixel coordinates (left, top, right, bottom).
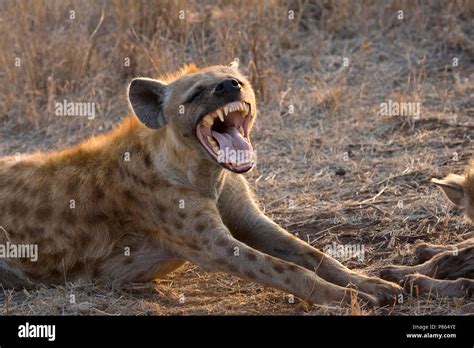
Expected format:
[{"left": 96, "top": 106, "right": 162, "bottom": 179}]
[
  {"left": 0, "top": 64, "right": 402, "bottom": 306},
  {"left": 381, "top": 161, "right": 474, "bottom": 298}
]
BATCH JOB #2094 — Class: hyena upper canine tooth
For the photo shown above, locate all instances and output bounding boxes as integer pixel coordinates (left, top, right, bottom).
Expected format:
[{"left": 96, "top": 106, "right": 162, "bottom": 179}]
[{"left": 216, "top": 109, "right": 224, "bottom": 122}]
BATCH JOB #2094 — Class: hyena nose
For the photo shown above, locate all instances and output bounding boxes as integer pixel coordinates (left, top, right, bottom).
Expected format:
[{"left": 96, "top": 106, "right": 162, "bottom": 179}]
[{"left": 213, "top": 78, "right": 241, "bottom": 96}]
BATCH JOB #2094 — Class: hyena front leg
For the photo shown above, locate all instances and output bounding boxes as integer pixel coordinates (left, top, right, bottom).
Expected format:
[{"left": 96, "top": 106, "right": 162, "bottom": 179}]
[
  {"left": 381, "top": 246, "right": 474, "bottom": 282},
  {"left": 415, "top": 238, "right": 474, "bottom": 263},
  {"left": 172, "top": 210, "right": 379, "bottom": 306},
  {"left": 403, "top": 274, "right": 473, "bottom": 298},
  {"left": 218, "top": 175, "right": 402, "bottom": 305}
]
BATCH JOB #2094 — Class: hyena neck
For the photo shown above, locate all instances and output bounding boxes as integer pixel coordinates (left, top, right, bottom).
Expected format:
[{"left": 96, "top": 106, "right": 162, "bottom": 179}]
[{"left": 139, "top": 120, "right": 228, "bottom": 198}]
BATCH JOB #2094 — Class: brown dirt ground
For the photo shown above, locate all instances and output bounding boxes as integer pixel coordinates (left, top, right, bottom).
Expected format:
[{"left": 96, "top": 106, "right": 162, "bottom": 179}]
[{"left": 0, "top": 0, "right": 473, "bottom": 315}]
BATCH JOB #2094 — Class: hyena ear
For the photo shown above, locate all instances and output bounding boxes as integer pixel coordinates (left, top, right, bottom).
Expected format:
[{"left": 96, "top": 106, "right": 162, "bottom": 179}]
[
  {"left": 432, "top": 174, "right": 466, "bottom": 206},
  {"left": 128, "top": 78, "right": 169, "bottom": 129}
]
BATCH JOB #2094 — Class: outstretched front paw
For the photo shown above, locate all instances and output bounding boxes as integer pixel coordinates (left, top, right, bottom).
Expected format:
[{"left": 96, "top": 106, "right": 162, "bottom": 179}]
[{"left": 356, "top": 276, "right": 403, "bottom": 306}]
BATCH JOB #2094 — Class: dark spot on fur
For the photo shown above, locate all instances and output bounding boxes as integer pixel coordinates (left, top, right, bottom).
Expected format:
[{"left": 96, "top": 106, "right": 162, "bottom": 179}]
[
  {"left": 9, "top": 200, "right": 28, "bottom": 216},
  {"left": 122, "top": 189, "right": 142, "bottom": 206},
  {"left": 185, "top": 242, "right": 201, "bottom": 251},
  {"left": 93, "top": 186, "right": 105, "bottom": 200},
  {"left": 143, "top": 153, "right": 152, "bottom": 168},
  {"left": 174, "top": 219, "right": 184, "bottom": 230},
  {"left": 155, "top": 211, "right": 167, "bottom": 223},
  {"left": 75, "top": 233, "right": 90, "bottom": 249},
  {"left": 123, "top": 256, "right": 134, "bottom": 265},
  {"left": 24, "top": 226, "right": 44, "bottom": 239},
  {"left": 245, "top": 251, "right": 257, "bottom": 261},
  {"left": 135, "top": 271, "right": 149, "bottom": 281},
  {"left": 273, "top": 264, "right": 285, "bottom": 274},
  {"left": 30, "top": 186, "right": 41, "bottom": 198},
  {"left": 111, "top": 208, "right": 129, "bottom": 225},
  {"left": 156, "top": 202, "right": 167, "bottom": 212},
  {"left": 61, "top": 209, "right": 77, "bottom": 225},
  {"left": 227, "top": 264, "right": 238, "bottom": 273},
  {"left": 216, "top": 237, "right": 229, "bottom": 247},
  {"left": 194, "top": 211, "right": 202, "bottom": 218},
  {"left": 65, "top": 180, "right": 77, "bottom": 196},
  {"left": 177, "top": 211, "right": 187, "bottom": 220},
  {"left": 35, "top": 206, "right": 52, "bottom": 221},
  {"left": 245, "top": 271, "right": 256, "bottom": 279},
  {"left": 284, "top": 277, "right": 291, "bottom": 284},
  {"left": 195, "top": 222, "right": 206, "bottom": 233},
  {"left": 85, "top": 212, "right": 108, "bottom": 225}
]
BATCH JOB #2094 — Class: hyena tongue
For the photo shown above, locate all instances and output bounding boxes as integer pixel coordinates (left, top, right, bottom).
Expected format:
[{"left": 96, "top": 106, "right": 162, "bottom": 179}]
[{"left": 212, "top": 127, "right": 254, "bottom": 162}]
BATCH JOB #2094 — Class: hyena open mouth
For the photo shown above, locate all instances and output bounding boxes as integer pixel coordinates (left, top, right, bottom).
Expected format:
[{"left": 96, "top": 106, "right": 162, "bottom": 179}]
[{"left": 196, "top": 100, "right": 255, "bottom": 173}]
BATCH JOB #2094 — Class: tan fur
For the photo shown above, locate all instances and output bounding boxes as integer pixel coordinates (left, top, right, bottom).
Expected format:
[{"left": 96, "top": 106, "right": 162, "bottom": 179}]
[
  {"left": 0, "top": 65, "right": 401, "bottom": 306},
  {"left": 381, "top": 162, "right": 474, "bottom": 298}
]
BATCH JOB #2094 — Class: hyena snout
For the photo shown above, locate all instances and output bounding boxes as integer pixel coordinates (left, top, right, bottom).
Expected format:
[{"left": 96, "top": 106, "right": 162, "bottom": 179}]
[{"left": 213, "top": 78, "right": 241, "bottom": 96}]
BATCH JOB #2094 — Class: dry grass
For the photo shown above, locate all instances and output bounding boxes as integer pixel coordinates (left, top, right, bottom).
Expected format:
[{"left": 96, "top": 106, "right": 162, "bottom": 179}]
[{"left": 0, "top": 0, "right": 473, "bottom": 315}]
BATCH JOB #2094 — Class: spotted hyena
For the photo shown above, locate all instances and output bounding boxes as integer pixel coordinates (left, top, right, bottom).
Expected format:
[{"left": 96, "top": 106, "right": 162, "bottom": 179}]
[
  {"left": 381, "top": 162, "right": 474, "bottom": 298},
  {"left": 0, "top": 64, "right": 401, "bottom": 306}
]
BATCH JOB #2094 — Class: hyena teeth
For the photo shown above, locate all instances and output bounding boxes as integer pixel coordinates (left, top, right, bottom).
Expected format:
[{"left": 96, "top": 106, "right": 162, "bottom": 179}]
[
  {"left": 201, "top": 114, "right": 215, "bottom": 128},
  {"left": 207, "top": 136, "right": 219, "bottom": 153},
  {"left": 223, "top": 106, "right": 229, "bottom": 116},
  {"left": 239, "top": 126, "right": 244, "bottom": 135},
  {"left": 216, "top": 109, "right": 225, "bottom": 122}
]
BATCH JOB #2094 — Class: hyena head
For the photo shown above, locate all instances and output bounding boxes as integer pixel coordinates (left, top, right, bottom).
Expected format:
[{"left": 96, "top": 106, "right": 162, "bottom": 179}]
[
  {"left": 127, "top": 64, "right": 257, "bottom": 173},
  {"left": 432, "top": 161, "right": 474, "bottom": 222}
]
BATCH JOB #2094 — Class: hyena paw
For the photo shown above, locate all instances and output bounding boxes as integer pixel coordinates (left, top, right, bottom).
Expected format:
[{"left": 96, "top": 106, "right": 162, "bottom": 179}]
[
  {"left": 380, "top": 265, "right": 415, "bottom": 283},
  {"left": 357, "top": 277, "right": 403, "bottom": 306},
  {"left": 353, "top": 290, "right": 381, "bottom": 307},
  {"left": 403, "top": 274, "right": 474, "bottom": 298}
]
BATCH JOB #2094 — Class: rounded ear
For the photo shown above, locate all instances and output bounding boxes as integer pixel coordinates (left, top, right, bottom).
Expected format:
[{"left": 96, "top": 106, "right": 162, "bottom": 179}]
[
  {"left": 128, "top": 78, "right": 169, "bottom": 129},
  {"left": 432, "top": 174, "right": 465, "bottom": 206}
]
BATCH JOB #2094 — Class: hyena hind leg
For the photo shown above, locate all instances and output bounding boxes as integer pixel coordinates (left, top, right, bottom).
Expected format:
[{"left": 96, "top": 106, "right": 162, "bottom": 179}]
[
  {"left": 381, "top": 246, "right": 474, "bottom": 282},
  {"left": 415, "top": 238, "right": 474, "bottom": 263},
  {"left": 403, "top": 274, "right": 473, "bottom": 298},
  {"left": 0, "top": 260, "right": 36, "bottom": 289}
]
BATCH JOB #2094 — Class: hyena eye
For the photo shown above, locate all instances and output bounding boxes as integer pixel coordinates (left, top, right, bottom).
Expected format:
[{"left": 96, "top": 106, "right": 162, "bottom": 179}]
[
  {"left": 186, "top": 86, "right": 205, "bottom": 104},
  {"left": 228, "top": 77, "right": 244, "bottom": 86}
]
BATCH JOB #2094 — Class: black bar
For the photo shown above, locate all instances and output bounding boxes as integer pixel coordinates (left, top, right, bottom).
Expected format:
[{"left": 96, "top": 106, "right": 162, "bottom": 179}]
[{"left": 0, "top": 316, "right": 472, "bottom": 346}]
